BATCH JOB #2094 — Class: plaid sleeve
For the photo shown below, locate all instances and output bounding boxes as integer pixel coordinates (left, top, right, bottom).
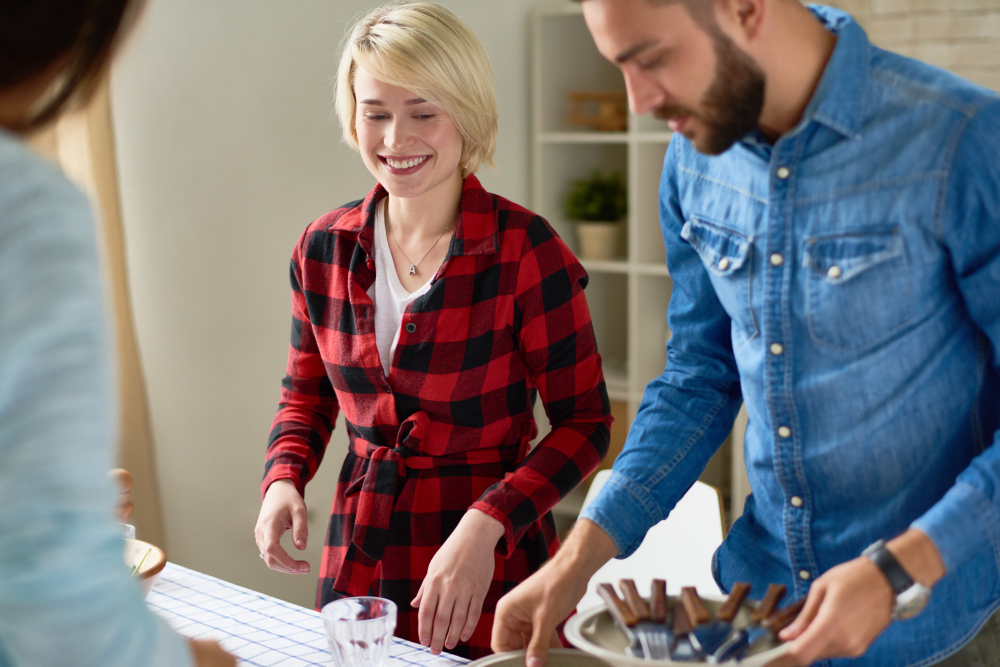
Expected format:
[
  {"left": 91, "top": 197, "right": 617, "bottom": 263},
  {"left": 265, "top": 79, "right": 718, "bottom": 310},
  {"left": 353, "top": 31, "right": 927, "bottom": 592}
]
[
  {"left": 261, "top": 230, "right": 339, "bottom": 500},
  {"left": 470, "top": 217, "right": 613, "bottom": 556}
]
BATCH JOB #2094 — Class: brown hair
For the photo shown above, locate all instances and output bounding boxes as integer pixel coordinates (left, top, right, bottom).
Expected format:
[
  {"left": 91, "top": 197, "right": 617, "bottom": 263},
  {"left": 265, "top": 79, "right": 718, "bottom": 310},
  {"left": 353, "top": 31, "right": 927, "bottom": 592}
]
[{"left": 0, "top": 0, "right": 145, "bottom": 131}]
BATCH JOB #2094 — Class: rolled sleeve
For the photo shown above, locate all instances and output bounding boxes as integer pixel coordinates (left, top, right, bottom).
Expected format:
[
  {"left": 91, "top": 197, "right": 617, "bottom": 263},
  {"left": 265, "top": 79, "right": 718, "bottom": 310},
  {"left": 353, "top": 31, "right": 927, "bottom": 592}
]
[{"left": 579, "top": 471, "right": 664, "bottom": 558}]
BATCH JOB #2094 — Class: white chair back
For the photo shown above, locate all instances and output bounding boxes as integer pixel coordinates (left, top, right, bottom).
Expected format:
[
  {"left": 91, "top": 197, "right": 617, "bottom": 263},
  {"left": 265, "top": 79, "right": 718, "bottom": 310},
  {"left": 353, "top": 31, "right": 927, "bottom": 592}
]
[{"left": 576, "top": 470, "right": 725, "bottom": 611}]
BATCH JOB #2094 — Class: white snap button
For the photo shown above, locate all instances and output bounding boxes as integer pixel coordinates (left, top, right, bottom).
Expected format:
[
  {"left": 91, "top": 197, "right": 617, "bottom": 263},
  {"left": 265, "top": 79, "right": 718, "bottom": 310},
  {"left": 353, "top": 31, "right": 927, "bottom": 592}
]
[
  {"left": 791, "top": 496, "right": 803, "bottom": 507},
  {"left": 778, "top": 426, "right": 791, "bottom": 438},
  {"left": 828, "top": 265, "right": 842, "bottom": 279},
  {"left": 770, "top": 253, "right": 784, "bottom": 266},
  {"left": 799, "top": 570, "right": 811, "bottom": 580},
  {"left": 718, "top": 258, "right": 731, "bottom": 271},
  {"left": 777, "top": 167, "right": 791, "bottom": 179},
  {"left": 770, "top": 343, "right": 784, "bottom": 356}
]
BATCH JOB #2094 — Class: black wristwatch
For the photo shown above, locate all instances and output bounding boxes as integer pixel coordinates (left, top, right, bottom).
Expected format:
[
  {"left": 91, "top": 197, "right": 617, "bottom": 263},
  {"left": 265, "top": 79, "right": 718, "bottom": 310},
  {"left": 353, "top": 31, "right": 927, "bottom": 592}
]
[{"left": 862, "top": 539, "right": 931, "bottom": 620}]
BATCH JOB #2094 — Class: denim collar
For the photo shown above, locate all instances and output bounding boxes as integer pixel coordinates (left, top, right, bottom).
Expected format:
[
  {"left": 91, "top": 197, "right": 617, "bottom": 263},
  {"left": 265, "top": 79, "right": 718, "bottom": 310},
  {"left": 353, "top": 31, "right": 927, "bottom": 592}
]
[{"left": 799, "top": 4, "right": 870, "bottom": 140}]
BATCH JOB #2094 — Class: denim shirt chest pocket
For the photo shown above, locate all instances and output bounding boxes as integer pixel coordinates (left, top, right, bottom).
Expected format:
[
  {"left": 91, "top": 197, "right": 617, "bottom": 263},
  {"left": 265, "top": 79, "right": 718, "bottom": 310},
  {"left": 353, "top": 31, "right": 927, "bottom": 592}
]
[
  {"left": 681, "top": 216, "right": 758, "bottom": 339},
  {"left": 803, "top": 228, "right": 914, "bottom": 350}
]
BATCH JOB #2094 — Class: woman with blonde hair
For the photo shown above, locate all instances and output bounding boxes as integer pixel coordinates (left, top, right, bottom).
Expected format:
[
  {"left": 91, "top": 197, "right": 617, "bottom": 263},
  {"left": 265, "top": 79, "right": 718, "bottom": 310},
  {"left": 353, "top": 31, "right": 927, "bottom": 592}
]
[{"left": 254, "top": 1, "right": 612, "bottom": 658}]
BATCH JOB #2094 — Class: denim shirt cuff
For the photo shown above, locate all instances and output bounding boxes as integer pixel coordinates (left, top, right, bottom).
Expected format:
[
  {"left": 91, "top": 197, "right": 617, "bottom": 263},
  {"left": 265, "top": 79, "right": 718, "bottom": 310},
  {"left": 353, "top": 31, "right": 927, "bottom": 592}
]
[
  {"left": 912, "top": 481, "right": 1000, "bottom": 575},
  {"left": 579, "top": 471, "right": 663, "bottom": 559}
]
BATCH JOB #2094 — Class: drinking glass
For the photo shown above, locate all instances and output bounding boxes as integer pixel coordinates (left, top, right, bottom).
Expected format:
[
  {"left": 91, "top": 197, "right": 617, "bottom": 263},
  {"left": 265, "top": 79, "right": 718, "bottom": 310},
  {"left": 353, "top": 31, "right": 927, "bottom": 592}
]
[{"left": 321, "top": 597, "right": 397, "bottom": 667}]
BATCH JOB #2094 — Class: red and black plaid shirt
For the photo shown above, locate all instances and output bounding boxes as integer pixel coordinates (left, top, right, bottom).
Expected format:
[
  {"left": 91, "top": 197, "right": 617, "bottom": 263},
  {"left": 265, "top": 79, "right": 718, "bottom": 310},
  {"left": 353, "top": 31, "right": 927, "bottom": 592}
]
[{"left": 262, "top": 175, "right": 612, "bottom": 658}]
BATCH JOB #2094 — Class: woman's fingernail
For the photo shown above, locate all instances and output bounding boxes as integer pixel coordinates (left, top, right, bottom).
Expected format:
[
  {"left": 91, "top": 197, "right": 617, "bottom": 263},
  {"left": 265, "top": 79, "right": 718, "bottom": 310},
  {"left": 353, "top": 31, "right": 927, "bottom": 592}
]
[{"left": 527, "top": 657, "right": 543, "bottom": 667}]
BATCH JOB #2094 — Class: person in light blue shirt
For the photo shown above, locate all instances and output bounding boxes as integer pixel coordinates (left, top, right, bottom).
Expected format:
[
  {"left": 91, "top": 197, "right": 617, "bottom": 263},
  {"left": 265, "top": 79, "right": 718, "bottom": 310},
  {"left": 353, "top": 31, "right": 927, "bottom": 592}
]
[
  {"left": 0, "top": 2, "right": 233, "bottom": 665},
  {"left": 492, "top": 1, "right": 1000, "bottom": 666}
]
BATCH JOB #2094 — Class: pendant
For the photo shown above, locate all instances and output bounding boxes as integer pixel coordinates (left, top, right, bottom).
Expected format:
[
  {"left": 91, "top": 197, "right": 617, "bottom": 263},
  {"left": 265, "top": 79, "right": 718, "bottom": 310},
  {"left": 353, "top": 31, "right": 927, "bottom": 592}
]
[{"left": 408, "top": 264, "right": 417, "bottom": 275}]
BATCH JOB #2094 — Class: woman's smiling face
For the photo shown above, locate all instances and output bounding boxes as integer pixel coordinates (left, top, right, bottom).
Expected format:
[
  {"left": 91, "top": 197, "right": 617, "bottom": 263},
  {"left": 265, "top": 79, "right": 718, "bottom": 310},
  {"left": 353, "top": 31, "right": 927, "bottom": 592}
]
[{"left": 353, "top": 67, "right": 465, "bottom": 201}]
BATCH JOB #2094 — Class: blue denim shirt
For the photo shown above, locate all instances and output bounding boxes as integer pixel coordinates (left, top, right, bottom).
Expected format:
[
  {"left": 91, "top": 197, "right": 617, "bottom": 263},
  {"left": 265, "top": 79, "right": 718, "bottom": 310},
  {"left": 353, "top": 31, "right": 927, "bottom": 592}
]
[{"left": 580, "top": 7, "right": 1000, "bottom": 666}]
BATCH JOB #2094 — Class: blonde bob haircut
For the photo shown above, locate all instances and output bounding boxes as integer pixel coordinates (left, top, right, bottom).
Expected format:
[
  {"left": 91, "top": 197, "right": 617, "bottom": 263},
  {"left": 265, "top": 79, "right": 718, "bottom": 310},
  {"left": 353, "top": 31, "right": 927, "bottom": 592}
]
[{"left": 335, "top": 1, "right": 498, "bottom": 176}]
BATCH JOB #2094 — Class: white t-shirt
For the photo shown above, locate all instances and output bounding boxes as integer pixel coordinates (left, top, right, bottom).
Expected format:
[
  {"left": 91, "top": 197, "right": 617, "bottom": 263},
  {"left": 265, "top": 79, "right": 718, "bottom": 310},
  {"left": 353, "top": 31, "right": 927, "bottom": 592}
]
[{"left": 366, "top": 198, "right": 436, "bottom": 377}]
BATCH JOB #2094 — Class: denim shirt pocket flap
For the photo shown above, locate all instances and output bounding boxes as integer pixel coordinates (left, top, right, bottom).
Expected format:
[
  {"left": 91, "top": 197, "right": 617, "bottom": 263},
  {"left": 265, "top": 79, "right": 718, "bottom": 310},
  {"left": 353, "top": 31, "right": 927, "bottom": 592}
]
[
  {"left": 681, "top": 217, "right": 751, "bottom": 277},
  {"left": 803, "top": 230, "right": 904, "bottom": 285}
]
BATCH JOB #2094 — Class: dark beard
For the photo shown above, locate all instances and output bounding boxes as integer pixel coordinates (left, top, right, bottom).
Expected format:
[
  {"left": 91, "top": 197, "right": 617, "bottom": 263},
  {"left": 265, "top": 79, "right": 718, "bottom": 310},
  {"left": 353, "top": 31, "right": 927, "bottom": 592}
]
[{"left": 654, "top": 29, "right": 766, "bottom": 155}]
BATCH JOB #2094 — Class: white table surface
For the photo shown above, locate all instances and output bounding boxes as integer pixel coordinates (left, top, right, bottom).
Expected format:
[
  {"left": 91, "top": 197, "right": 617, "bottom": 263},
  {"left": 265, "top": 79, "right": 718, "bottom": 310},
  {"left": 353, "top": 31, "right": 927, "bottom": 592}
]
[{"left": 148, "top": 563, "right": 469, "bottom": 667}]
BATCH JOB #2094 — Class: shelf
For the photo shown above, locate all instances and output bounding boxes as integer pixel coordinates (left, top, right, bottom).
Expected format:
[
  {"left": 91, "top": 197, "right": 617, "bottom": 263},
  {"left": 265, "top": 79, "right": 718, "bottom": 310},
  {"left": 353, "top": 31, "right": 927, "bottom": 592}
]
[
  {"left": 634, "top": 131, "right": 674, "bottom": 142},
  {"left": 581, "top": 259, "right": 629, "bottom": 274},
  {"left": 539, "top": 132, "right": 628, "bottom": 144},
  {"left": 635, "top": 262, "right": 670, "bottom": 277},
  {"left": 579, "top": 260, "right": 668, "bottom": 277}
]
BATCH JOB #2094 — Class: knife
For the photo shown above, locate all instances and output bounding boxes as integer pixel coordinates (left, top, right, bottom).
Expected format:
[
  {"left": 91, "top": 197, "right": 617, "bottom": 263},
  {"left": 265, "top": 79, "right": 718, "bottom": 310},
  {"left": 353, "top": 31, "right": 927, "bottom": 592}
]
[
  {"left": 670, "top": 588, "right": 703, "bottom": 661},
  {"left": 711, "top": 584, "right": 787, "bottom": 663},
  {"left": 620, "top": 579, "right": 671, "bottom": 659},
  {"left": 687, "top": 582, "right": 752, "bottom": 657},
  {"left": 748, "top": 597, "right": 807, "bottom": 653},
  {"left": 596, "top": 582, "right": 643, "bottom": 658}
]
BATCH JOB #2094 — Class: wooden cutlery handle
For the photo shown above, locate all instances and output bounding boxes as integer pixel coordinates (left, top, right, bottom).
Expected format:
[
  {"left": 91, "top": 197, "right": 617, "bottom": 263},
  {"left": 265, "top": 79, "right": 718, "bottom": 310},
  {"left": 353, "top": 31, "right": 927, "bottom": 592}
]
[
  {"left": 716, "top": 582, "right": 752, "bottom": 623},
  {"left": 762, "top": 598, "right": 807, "bottom": 634},
  {"left": 673, "top": 597, "right": 694, "bottom": 636},
  {"left": 750, "top": 583, "right": 787, "bottom": 624},
  {"left": 598, "top": 582, "right": 639, "bottom": 627},
  {"left": 680, "top": 587, "right": 711, "bottom": 626},
  {"left": 649, "top": 579, "right": 667, "bottom": 623},
  {"left": 619, "top": 579, "right": 651, "bottom": 621}
]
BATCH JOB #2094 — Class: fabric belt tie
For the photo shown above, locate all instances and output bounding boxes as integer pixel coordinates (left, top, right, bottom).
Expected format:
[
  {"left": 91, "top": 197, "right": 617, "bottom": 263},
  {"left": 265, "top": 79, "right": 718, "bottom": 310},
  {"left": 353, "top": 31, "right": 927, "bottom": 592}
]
[{"left": 346, "top": 411, "right": 528, "bottom": 562}]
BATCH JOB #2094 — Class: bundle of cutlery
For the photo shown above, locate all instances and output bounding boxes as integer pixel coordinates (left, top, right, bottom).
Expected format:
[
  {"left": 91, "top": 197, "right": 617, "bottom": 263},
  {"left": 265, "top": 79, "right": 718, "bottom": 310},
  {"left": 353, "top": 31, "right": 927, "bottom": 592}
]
[{"left": 595, "top": 579, "right": 806, "bottom": 663}]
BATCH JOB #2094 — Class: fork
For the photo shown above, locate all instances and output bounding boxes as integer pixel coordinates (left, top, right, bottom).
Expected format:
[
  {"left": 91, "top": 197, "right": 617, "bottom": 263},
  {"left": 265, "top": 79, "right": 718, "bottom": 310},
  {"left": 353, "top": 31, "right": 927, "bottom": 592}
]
[{"left": 620, "top": 579, "right": 672, "bottom": 660}]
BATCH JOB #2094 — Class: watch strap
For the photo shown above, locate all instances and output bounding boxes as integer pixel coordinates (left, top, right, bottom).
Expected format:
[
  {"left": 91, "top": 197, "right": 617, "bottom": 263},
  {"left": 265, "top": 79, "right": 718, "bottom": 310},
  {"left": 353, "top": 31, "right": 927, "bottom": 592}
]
[{"left": 865, "top": 540, "right": 914, "bottom": 595}]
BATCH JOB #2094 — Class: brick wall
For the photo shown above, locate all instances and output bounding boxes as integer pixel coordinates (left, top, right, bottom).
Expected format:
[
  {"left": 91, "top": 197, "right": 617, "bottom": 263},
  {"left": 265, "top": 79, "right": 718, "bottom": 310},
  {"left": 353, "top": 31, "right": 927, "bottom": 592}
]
[{"left": 818, "top": 0, "right": 1000, "bottom": 91}]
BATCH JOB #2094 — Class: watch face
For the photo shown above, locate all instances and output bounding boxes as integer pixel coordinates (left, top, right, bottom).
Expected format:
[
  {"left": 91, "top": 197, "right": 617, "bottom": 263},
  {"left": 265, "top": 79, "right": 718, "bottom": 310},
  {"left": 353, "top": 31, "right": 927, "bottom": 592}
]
[{"left": 893, "top": 585, "right": 931, "bottom": 620}]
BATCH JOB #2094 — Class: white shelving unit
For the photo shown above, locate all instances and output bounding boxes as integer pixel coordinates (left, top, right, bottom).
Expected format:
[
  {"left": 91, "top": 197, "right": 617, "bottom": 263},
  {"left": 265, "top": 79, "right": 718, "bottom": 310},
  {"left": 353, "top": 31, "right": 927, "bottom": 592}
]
[{"left": 530, "top": 4, "right": 733, "bottom": 533}]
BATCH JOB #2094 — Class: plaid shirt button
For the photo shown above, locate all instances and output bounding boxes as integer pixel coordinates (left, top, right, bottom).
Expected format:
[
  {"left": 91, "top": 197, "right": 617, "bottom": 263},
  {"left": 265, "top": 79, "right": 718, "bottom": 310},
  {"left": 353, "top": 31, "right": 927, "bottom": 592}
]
[{"left": 405, "top": 323, "right": 416, "bottom": 333}]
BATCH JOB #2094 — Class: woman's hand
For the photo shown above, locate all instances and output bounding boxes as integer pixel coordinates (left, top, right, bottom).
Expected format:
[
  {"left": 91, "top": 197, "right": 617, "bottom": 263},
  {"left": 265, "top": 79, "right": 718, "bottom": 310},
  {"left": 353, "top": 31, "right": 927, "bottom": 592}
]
[
  {"left": 412, "top": 508, "right": 505, "bottom": 654},
  {"left": 254, "top": 479, "right": 310, "bottom": 574}
]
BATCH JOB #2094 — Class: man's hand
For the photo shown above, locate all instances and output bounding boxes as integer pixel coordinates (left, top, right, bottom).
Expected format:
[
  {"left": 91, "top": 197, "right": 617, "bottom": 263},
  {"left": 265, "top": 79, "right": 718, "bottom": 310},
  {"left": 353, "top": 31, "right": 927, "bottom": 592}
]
[
  {"left": 188, "top": 638, "right": 237, "bottom": 666},
  {"left": 412, "top": 509, "right": 503, "bottom": 654},
  {"left": 766, "top": 529, "right": 945, "bottom": 666},
  {"left": 254, "top": 479, "right": 310, "bottom": 574},
  {"left": 492, "top": 519, "right": 618, "bottom": 667}
]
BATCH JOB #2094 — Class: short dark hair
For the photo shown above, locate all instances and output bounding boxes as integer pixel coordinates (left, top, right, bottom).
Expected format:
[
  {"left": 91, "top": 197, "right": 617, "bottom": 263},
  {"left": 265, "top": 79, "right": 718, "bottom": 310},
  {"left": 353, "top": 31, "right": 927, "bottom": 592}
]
[{"left": 0, "top": 0, "right": 145, "bottom": 131}]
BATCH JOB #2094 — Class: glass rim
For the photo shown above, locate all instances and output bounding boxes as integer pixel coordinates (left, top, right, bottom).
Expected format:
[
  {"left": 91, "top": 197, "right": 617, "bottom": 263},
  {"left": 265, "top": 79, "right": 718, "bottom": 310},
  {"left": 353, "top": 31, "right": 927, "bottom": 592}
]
[{"left": 321, "top": 596, "right": 397, "bottom": 622}]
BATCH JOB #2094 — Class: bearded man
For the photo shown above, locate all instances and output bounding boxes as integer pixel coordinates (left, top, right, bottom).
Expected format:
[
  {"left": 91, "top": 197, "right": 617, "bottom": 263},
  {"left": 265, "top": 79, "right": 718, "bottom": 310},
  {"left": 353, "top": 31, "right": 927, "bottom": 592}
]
[{"left": 491, "top": 1, "right": 1000, "bottom": 665}]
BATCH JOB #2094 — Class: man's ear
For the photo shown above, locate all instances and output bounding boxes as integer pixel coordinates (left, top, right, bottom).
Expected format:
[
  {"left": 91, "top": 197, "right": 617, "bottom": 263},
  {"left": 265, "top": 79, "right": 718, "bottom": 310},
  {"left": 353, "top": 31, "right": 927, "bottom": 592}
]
[{"left": 714, "top": 0, "right": 767, "bottom": 43}]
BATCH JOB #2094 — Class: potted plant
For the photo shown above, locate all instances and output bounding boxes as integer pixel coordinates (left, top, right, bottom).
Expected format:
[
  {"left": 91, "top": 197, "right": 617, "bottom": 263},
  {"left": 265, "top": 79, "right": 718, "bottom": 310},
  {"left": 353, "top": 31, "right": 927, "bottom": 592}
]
[{"left": 564, "top": 170, "right": 627, "bottom": 260}]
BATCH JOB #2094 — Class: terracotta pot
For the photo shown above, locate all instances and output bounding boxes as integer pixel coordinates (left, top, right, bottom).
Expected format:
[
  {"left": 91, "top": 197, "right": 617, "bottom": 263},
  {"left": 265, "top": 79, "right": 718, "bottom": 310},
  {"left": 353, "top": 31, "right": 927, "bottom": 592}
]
[{"left": 575, "top": 220, "right": 623, "bottom": 260}]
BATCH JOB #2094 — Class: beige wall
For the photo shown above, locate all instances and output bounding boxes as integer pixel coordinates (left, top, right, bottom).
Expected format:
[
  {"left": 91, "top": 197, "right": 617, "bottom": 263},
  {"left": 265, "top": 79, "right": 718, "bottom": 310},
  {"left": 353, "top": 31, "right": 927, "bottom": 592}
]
[
  {"left": 823, "top": 0, "right": 1000, "bottom": 91},
  {"left": 111, "top": 0, "right": 1000, "bottom": 610},
  {"left": 110, "top": 0, "right": 550, "bottom": 609}
]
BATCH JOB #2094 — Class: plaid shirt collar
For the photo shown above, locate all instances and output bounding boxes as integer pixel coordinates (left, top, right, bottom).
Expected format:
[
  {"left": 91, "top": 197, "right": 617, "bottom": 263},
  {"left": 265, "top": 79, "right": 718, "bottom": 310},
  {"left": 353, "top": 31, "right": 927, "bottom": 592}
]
[{"left": 326, "top": 174, "right": 501, "bottom": 259}]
